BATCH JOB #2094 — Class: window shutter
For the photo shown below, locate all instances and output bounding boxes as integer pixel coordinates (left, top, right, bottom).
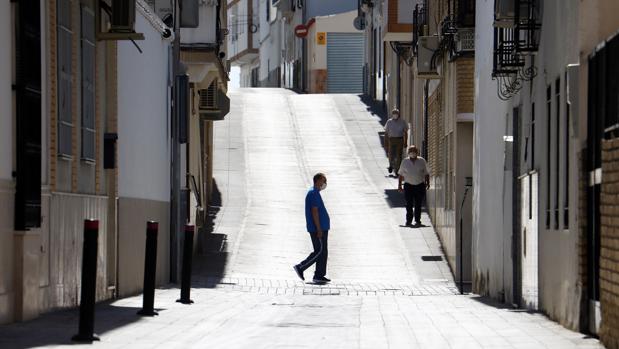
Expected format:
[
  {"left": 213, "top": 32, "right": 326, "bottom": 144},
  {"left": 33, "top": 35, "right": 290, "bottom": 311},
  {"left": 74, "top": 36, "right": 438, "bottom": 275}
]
[
  {"left": 15, "top": 0, "right": 42, "bottom": 229},
  {"left": 81, "top": 6, "right": 96, "bottom": 161},
  {"left": 58, "top": 0, "right": 73, "bottom": 156}
]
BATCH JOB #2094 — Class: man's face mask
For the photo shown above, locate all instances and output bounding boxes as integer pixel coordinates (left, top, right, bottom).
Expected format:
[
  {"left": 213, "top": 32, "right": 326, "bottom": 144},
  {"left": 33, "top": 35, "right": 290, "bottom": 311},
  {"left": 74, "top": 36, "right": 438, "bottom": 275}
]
[
  {"left": 409, "top": 151, "right": 418, "bottom": 158},
  {"left": 320, "top": 182, "right": 327, "bottom": 191},
  {"left": 392, "top": 113, "right": 399, "bottom": 119}
]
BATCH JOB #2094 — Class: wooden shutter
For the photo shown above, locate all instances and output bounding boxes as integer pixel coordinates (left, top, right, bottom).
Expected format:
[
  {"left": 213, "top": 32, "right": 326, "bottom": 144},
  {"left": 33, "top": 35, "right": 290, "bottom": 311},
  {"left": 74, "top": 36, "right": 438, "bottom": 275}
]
[
  {"left": 81, "top": 6, "right": 96, "bottom": 161},
  {"left": 15, "top": 0, "right": 42, "bottom": 229}
]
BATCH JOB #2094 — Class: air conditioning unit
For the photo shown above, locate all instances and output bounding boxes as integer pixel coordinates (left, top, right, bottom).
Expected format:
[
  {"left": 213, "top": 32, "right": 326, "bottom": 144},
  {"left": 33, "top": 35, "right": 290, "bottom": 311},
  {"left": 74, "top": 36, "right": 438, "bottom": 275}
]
[
  {"left": 494, "top": 0, "right": 515, "bottom": 28},
  {"left": 111, "top": 0, "right": 136, "bottom": 32},
  {"left": 417, "top": 36, "right": 440, "bottom": 78},
  {"left": 455, "top": 28, "right": 475, "bottom": 53}
]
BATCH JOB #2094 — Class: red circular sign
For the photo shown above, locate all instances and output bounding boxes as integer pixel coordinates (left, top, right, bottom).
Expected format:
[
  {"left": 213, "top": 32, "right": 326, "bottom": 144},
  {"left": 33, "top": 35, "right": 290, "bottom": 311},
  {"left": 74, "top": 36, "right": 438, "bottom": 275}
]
[{"left": 295, "top": 24, "right": 308, "bottom": 38}]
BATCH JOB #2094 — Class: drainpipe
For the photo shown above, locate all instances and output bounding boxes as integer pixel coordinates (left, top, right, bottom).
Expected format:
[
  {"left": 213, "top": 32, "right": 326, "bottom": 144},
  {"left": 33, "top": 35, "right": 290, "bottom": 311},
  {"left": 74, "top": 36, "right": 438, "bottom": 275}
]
[
  {"left": 423, "top": 80, "right": 429, "bottom": 159},
  {"left": 170, "top": 0, "right": 182, "bottom": 283},
  {"left": 302, "top": 2, "right": 307, "bottom": 92},
  {"left": 396, "top": 54, "right": 401, "bottom": 110}
]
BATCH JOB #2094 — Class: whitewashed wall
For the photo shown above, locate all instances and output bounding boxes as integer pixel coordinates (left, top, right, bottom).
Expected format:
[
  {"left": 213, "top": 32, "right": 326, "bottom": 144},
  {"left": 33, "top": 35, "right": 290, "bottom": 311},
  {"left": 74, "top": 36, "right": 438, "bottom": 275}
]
[
  {"left": 116, "top": 9, "right": 172, "bottom": 296},
  {"left": 473, "top": 0, "right": 513, "bottom": 300},
  {"left": 117, "top": 15, "right": 171, "bottom": 202}
]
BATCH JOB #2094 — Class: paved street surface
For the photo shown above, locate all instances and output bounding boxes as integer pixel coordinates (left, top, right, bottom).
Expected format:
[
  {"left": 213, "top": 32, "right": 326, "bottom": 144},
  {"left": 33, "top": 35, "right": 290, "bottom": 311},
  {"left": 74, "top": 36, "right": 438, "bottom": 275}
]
[{"left": 0, "top": 89, "right": 602, "bottom": 348}]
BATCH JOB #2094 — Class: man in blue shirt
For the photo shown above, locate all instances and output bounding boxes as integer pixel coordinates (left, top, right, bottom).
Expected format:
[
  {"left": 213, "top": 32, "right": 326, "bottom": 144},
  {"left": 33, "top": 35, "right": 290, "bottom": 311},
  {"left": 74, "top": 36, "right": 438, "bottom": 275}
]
[{"left": 293, "top": 173, "right": 331, "bottom": 284}]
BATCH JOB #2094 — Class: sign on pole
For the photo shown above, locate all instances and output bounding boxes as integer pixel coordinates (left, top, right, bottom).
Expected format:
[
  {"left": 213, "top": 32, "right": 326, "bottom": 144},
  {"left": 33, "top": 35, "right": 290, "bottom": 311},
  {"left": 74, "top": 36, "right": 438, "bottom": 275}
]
[{"left": 295, "top": 24, "right": 308, "bottom": 38}]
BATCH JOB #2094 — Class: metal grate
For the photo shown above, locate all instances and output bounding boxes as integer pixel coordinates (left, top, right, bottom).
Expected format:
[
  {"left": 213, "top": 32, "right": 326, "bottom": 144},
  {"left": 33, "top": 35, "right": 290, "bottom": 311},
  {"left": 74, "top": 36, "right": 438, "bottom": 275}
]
[
  {"left": 199, "top": 83, "right": 217, "bottom": 110},
  {"left": 456, "top": 28, "right": 475, "bottom": 52}
]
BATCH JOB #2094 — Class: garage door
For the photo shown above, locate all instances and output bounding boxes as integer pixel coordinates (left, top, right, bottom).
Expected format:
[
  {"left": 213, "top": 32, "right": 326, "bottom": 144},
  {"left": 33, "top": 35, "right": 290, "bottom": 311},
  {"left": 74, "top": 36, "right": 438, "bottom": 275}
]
[{"left": 327, "top": 33, "right": 364, "bottom": 93}]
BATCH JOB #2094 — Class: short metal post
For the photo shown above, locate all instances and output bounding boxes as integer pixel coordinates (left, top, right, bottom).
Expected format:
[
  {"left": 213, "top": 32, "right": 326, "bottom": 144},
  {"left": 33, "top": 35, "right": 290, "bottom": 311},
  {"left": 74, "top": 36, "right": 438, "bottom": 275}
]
[
  {"left": 138, "top": 221, "right": 159, "bottom": 316},
  {"left": 177, "top": 224, "right": 194, "bottom": 304},
  {"left": 72, "top": 219, "right": 100, "bottom": 342}
]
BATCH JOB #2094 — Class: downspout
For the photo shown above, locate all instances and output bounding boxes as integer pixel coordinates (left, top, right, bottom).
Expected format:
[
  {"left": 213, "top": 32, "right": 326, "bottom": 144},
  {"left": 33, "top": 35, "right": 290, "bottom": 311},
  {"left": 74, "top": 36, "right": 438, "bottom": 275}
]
[
  {"left": 396, "top": 53, "right": 401, "bottom": 110},
  {"left": 423, "top": 80, "right": 429, "bottom": 159},
  {"left": 302, "top": 2, "right": 307, "bottom": 92}
]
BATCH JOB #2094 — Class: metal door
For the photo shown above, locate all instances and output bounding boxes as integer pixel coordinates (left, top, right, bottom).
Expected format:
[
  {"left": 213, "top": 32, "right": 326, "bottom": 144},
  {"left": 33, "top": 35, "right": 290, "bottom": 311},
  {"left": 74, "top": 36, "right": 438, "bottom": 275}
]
[{"left": 327, "top": 33, "right": 364, "bottom": 93}]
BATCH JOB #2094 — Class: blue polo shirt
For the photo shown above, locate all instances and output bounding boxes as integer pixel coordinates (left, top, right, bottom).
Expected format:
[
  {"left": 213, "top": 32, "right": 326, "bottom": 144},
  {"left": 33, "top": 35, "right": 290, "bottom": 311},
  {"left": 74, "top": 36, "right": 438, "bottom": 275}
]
[{"left": 305, "top": 187, "right": 330, "bottom": 233}]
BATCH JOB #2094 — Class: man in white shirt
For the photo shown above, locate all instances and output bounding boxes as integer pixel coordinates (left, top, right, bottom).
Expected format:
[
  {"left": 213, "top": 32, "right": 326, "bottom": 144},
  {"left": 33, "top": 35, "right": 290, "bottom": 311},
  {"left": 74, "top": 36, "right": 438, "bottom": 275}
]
[
  {"left": 398, "top": 145, "right": 430, "bottom": 227},
  {"left": 384, "top": 109, "right": 408, "bottom": 176}
]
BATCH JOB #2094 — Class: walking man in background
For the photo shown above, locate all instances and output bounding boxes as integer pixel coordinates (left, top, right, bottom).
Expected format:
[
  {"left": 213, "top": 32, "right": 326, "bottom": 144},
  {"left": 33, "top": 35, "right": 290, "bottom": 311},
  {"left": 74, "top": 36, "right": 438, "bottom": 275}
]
[
  {"left": 293, "top": 173, "right": 331, "bottom": 284},
  {"left": 398, "top": 146, "right": 430, "bottom": 227},
  {"left": 384, "top": 109, "right": 409, "bottom": 176}
]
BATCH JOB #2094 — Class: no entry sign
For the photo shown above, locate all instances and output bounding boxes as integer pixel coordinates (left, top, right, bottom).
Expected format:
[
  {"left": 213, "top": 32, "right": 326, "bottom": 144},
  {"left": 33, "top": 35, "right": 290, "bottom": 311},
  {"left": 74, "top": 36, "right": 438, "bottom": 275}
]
[{"left": 295, "top": 24, "right": 308, "bottom": 38}]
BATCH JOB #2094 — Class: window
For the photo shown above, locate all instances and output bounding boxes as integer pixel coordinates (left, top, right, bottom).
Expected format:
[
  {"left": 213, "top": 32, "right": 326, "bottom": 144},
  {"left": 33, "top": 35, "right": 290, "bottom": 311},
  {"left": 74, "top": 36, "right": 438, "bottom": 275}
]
[
  {"left": 564, "top": 72, "right": 570, "bottom": 229},
  {"left": 457, "top": 0, "right": 475, "bottom": 27},
  {"left": 546, "top": 85, "right": 551, "bottom": 229},
  {"left": 555, "top": 78, "right": 560, "bottom": 230},
  {"left": 58, "top": 0, "right": 73, "bottom": 157},
  {"left": 81, "top": 6, "right": 96, "bottom": 161},
  {"left": 531, "top": 102, "right": 535, "bottom": 170}
]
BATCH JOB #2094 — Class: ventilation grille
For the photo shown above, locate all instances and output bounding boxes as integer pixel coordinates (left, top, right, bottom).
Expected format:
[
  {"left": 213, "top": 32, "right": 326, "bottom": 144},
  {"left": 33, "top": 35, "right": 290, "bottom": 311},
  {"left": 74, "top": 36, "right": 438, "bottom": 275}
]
[
  {"left": 456, "top": 28, "right": 475, "bottom": 52},
  {"left": 199, "top": 83, "right": 217, "bottom": 110}
]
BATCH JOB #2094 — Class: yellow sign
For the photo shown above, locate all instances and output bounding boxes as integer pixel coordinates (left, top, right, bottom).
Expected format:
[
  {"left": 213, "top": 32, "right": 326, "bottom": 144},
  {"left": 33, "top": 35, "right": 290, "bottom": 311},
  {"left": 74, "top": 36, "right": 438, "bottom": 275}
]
[{"left": 317, "top": 32, "right": 326, "bottom": 45}]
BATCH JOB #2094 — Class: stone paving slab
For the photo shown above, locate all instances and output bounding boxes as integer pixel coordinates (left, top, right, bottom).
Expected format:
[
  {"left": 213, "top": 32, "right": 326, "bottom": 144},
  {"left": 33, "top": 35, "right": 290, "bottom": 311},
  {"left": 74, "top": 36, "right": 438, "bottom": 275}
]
[{"left": 0, "top": 287, "right": 602, "bottom": 349}]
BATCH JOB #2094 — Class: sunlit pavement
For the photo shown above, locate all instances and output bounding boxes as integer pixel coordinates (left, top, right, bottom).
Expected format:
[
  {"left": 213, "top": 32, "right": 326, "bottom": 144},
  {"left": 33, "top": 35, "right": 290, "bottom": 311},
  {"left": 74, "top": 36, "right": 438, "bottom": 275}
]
[{"left": 0, "top": 89, "right": 602, "bottom": 348}]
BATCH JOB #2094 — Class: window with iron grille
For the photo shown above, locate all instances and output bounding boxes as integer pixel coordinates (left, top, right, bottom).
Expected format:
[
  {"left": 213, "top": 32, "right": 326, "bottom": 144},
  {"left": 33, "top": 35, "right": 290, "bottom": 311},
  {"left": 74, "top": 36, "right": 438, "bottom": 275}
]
[
  {"left": 57, "top": 0, "right": 73, "bottom": 157},
  {"left": 545, "top": 85, "right": 551, "bottom": 229},
  {"left": 555, "top": 77, "right": 560, "bottom": 230},
  {"left": 81, "top": 5, "right": 96, "bottom": 162}
]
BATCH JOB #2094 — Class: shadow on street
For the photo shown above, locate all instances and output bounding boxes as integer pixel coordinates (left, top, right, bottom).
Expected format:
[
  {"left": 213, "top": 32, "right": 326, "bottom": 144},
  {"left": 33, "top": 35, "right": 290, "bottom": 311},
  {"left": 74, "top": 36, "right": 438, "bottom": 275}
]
[
  {"left": 0, "top": 302, "right": 148, "bottom": 349},
  {"left": 194, "top": 179, "right": 229, "bottom": 284}
]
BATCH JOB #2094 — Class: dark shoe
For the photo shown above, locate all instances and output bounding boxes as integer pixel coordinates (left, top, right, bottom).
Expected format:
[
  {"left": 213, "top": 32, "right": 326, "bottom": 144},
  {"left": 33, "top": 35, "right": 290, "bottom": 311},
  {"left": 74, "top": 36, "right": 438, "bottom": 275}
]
[
  {"left": 293, "top": 265, "right": 304, "bottom": 281},
  {"left": 405, "top": 222, "right": 413, "bottom": 227},
  {"left": 313, "top": 276, "right": 331, "bottom": 283},
  {"left": 388, "top": 166, "right": 393, "bottom": 173},
  {"left": 394, "top": 171, "right": 399, "bottom": 177},
  {"left": 415, "top": 221, "right": 422, "bottom": 227}
]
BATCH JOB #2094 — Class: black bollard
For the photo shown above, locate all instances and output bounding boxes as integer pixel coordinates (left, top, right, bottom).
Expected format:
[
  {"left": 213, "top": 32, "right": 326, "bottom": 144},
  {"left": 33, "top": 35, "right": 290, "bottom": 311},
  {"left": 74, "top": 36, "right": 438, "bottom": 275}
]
[
  {"left": 138, "top": 221, "right": 159, "bottom": 316},
  {"left": 72, "top": 219, "right": 100, "bottom": 342},
  {"left": 177, "top": 224, "right": 195, "bottom": 304}
]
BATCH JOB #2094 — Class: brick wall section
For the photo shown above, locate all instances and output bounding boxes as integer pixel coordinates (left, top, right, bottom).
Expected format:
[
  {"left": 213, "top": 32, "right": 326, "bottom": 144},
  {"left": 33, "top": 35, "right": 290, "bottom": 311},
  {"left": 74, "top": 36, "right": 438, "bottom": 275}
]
[
  {"left": 578, "top": 150, "right": 589, "bottom": 332},
  {"left": 49, "top": 0, "right": 57, "bottom": 191},
  {"left": 456, "top": 58, "right": 474, "bottom": 114},
  {"left": 428, "top": 84, "right": 443, "bottom": 176},
  {"left": 600, "top": 137, "right": 619, "bottom": 349}
]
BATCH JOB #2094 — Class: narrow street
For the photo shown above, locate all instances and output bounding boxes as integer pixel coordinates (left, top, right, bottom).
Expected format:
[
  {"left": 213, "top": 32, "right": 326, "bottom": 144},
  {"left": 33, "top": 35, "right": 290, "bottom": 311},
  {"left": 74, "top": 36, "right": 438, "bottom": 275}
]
[{"left": 0, "top": 89, "right": 602, "bottom": 348}]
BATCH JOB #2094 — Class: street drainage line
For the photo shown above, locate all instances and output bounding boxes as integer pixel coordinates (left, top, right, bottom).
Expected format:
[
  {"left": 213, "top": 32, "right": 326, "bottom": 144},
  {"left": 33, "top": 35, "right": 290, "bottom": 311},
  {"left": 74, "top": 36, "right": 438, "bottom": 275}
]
[{"left": 226, "top": 95, "right": 255, "bottom": 273}]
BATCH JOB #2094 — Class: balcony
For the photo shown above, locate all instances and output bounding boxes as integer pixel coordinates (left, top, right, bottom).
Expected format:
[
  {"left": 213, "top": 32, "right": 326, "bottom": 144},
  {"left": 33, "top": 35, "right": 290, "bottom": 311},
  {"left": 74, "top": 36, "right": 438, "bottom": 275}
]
[{"left": 382, "top": 0, "right": 419, "bottom": 42}]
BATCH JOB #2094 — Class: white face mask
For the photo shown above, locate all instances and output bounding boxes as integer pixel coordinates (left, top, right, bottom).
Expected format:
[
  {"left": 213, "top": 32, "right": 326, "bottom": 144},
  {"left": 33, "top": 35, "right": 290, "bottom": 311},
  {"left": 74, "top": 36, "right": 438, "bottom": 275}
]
[
  {"left": 320, "top": 182, "right": 327, "bottom": 191},
  {"left": 392, "top": 114, "right": 399, "bottom": 119},
  {"left": 409, "top": 152, "right": 418, "bottom": 158}
]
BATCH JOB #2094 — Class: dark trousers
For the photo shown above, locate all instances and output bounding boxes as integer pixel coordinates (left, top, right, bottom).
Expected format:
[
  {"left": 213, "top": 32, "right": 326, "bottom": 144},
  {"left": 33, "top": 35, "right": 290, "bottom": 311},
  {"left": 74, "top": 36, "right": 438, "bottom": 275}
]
[
  {"left": 404, "top": 183, "right": 425, "bottom": 225},
  {"left": 298, "top": 231, "right": 328, "bottom": 278}
]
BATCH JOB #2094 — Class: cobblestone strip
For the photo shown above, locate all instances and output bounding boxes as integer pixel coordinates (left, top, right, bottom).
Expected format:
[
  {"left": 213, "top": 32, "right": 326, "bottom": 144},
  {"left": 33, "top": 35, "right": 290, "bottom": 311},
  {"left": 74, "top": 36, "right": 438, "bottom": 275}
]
[{"left": 192, "top": 276, "right": 459, "bottom": 296}]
